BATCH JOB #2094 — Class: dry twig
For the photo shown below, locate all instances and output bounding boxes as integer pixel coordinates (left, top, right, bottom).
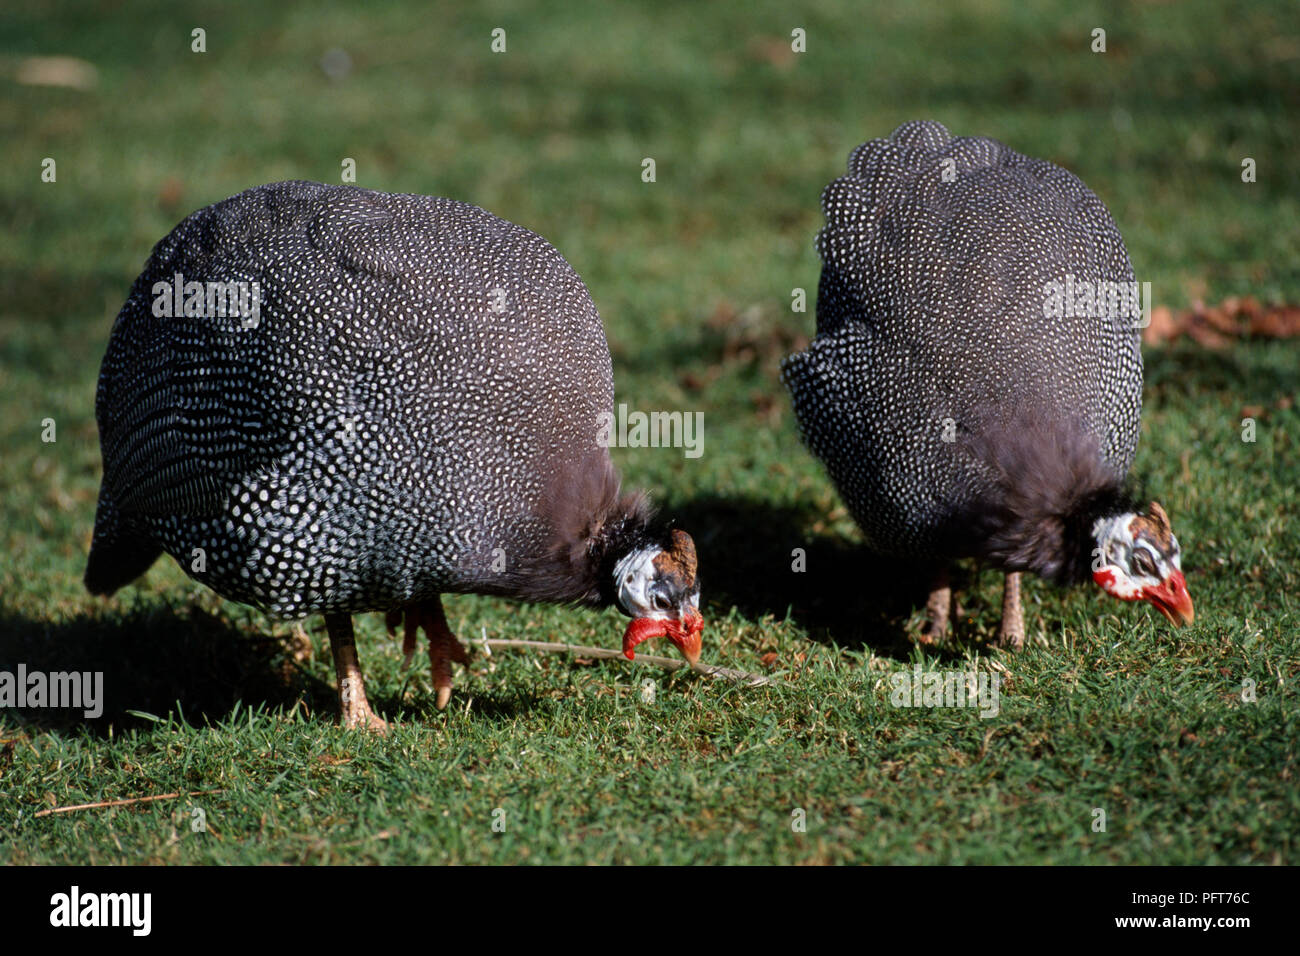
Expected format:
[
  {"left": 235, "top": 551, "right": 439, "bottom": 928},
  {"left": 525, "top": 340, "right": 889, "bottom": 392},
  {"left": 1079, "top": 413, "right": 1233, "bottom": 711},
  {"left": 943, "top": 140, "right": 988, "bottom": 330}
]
[
  {"left": 480, "top": 638, "right": 773, "bottom": 687},
  {"left": 34, "top": 788, "right": 225, "bottom": 818}
]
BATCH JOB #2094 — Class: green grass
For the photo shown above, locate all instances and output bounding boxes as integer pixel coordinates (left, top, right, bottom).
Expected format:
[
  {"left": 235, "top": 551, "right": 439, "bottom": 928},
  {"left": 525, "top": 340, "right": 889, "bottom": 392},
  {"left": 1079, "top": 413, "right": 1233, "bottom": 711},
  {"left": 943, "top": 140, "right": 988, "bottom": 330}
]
[{"left": 1, "top": 0, "right": 1297, "bottom": 864}]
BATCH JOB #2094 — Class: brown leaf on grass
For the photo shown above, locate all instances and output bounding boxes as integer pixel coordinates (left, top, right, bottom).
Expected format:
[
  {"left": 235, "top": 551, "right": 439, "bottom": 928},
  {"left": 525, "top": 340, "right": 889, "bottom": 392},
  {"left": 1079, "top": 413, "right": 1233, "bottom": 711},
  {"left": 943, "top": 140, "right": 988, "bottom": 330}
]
[
  {"left": 706, "top": 301, "right": 738, "bottom": 331},
  {"left": 15, "top": 56, "right": 98, "bottom": 90},
  {"left": 157, "top": 177, "right": 185, "bottom": 213},
  {"left": 1199, "top": 302, "right": 1239, "bottom": 334},
  {"left": 1143, "top": 298, "right": 1300, "bottom": 347},
  {"left": 1252, "top": 304, "right": 1300, "bottom": 338},
  {"left": 747, "top": 37, "right": 796, "bottom": 69},
  {"left": 1145, "top": 305, "right": 1178, "bottom": 343},
  {"left": 1185, "top": 314, "right": 1232, "bottom": 349},
  {"left": 707, "top": 300, "right": 809, "bottom": 378},
  {"left": 751, "top": 390, "right": 780, "bottom": 425}
]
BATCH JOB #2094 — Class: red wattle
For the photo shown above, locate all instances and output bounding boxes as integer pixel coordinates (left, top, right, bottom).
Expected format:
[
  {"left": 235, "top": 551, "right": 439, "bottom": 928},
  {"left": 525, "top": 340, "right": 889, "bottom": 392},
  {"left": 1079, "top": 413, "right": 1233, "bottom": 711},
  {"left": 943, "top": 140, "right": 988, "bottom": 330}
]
[{"left": 623, "top": 617, "right": 671, "bottom": 660}]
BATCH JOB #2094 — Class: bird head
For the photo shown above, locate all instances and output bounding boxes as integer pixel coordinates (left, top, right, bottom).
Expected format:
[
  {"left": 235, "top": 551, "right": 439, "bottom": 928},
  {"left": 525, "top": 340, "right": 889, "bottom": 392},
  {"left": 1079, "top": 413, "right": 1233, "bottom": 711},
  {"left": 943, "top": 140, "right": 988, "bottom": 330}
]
[
  {"left": 1091, "top": 501, "right": 1194, "bottom": 625},
  {"left": 613, "top": 529, "right": 703, "bottom": 664}
]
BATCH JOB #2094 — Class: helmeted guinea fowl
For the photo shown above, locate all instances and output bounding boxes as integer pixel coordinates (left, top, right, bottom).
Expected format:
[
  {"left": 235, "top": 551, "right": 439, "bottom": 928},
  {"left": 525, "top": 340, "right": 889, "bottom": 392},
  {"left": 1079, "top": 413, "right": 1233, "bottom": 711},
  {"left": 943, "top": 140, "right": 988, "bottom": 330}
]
[
  {"left": 783, "top": 121, "right": 1193, "bottom": 647},
  {"left": 86, "top": 180, "right": 703, "bottom": 730}
]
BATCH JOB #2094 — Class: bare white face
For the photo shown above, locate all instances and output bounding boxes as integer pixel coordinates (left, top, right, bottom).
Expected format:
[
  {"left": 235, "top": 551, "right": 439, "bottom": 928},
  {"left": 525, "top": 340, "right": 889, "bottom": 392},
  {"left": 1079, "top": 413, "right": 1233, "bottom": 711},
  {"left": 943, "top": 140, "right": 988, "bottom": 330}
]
[
  {"left": 1092, "top": 513, "right": 1183, "bottom": 598},
  {"left": 613, "top": 545, "right": 701, "bottom": 620},
  {"left": 615, "top": 546, "right": 667, "bottom": 618}
]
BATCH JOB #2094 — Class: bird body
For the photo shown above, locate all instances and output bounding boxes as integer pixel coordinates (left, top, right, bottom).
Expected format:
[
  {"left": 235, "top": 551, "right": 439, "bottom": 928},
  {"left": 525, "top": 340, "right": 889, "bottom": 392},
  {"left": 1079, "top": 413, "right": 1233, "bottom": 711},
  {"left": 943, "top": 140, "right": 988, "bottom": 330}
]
[
  {"left": 87, "top": 181, "right": 702, "bottom": 726},
  {"left": 784, "top": 122, "right": 1192, "bottom": 641},
  {"left": 88, "top": 181, "right": 613, "bottom": 613}
]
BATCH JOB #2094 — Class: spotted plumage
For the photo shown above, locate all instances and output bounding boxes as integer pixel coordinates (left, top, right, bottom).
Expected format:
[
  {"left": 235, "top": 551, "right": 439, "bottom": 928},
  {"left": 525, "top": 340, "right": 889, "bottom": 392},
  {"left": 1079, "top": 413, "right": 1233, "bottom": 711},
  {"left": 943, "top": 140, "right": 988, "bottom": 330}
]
[
  {"left": 86, "top": 181, "right": 702, "bottom": 726},
  {"left": 783, "top": 122, "right": 1192, "bottom": 643}
]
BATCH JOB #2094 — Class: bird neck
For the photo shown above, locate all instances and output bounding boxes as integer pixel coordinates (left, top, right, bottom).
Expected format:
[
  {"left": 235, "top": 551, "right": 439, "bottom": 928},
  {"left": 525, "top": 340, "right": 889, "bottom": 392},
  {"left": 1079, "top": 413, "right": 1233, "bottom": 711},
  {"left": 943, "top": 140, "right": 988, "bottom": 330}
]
[
  {"left": 502, "top": 450, "right": 655, "bottom": 608},
  {"left": 948, "top": 413, "right": 1138, "bottom": 585},
  {"left": 1063, "top": 488, "right": 1139, "bottom": 584},
  {"left": 591, "top": 512, "right": 659, "bottom": 609}
]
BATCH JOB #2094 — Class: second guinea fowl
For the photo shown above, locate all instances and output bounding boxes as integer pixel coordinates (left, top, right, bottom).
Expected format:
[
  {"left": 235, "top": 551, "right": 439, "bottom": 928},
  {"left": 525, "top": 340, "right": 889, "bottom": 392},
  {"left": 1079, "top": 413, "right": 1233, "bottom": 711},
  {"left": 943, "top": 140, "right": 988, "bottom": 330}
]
[
  {"left": 783, "top": 121, "right": 1194, "bottom": 647},
  {"left": 85, "top": 180, "right": 703, "bottom": 730}
]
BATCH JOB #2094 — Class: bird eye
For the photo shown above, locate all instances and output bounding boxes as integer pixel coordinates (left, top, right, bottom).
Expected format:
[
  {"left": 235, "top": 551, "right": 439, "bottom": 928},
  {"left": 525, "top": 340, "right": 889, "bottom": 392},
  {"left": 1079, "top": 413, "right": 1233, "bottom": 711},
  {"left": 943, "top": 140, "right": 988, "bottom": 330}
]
[
  {"left": 652, "top": 591, "right": 673, "bottom": 612},
  {"left": 1132, "top": 550, "right": 1158, "bottom": 577}
]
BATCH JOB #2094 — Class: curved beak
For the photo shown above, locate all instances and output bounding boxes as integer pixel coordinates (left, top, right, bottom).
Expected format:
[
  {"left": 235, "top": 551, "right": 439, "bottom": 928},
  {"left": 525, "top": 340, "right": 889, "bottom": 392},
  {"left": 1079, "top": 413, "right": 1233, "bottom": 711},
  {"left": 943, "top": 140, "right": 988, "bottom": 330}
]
[
  {"left": 669, "top": 607, "right": 704, "bottom": 665},
  {"left": 1146, "top": 570, "right": 1195, "bottom": 626},
  {"left": 622, "top": 607, "right": 704, "bottom": 664}
]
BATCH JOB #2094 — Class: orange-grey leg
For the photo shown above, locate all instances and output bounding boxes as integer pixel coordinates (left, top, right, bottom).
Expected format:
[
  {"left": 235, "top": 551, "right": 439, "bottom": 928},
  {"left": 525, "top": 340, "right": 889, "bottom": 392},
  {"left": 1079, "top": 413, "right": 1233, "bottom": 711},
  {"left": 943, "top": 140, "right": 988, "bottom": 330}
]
[
  {"left": 324, "top": 613, "right": 388, "bottom": 733},
  {"left": 386, "top": 597, "right": 470, "bottom": 710},
  {"left": 919, "top": 567, "right": 953, "bottom": 644},
  {"left": 995, "top": 571, "right": 1025, "bottom": 650}
]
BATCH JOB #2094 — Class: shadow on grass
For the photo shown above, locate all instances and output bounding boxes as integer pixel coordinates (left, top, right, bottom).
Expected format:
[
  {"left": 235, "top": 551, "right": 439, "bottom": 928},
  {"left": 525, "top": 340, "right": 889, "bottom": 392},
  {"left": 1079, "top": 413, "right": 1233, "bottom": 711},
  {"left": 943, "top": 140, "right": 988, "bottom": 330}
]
[
  {"left": 672, "top": 494, "right": 978, "bottom": 661},
  {"left": 0, "top": 603, "right": 529, "bottom": 736},
  {"left": 1144, "top": 342, "right": 1300, "bottom": 403},
  {"left": 0, "top": 603, "right": 323, "bottom": 736}
]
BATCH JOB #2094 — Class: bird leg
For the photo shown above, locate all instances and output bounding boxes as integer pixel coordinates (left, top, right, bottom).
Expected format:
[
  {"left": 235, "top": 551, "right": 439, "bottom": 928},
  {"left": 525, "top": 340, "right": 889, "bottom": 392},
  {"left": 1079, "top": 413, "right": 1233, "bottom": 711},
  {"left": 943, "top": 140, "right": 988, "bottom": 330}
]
[
  {"left": 995, "top": 572, "right": 1025, "bottom": 650},
  {"left": 386, "top": 597, "right": 469, "bottom": 710},
  {"left": 919, "top": 567, "right": 952, "bottom": 644},
  {"left": 324, "top": 613, "right": 388, "bottom": 733}
]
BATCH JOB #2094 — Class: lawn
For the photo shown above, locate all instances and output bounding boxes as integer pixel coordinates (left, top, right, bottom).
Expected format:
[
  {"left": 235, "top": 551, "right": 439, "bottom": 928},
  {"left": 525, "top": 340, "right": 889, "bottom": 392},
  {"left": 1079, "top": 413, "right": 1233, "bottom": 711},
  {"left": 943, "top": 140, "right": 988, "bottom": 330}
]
[{"left": 0, "top": 0, "right": 1296, "bottom": 864}]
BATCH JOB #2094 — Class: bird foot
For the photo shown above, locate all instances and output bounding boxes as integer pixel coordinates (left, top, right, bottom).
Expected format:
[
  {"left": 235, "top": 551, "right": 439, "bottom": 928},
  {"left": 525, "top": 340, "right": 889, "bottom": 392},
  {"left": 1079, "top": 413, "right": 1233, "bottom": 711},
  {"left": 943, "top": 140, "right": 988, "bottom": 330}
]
[
  {"left": 340, "top": 681, "right": 390, "bottom": 734},
  {"left": 286, "top": 621, "right": 314, "bottom": 663},
  {"left": 994, "top": 622, "right": 1025, "bottom": 651},
  {"left": 326, "top": 614, "right": 389, "bottom": 734},
  {"left": 386, "top": 600, "right": 470, "bottom": 710}
]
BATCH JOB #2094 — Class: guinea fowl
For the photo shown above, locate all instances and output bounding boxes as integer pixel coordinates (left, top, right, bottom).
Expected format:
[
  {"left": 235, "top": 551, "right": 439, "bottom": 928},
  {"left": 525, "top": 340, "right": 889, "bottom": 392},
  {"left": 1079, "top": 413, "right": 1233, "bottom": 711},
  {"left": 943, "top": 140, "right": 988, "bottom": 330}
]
[
  {"left": 783, "top": 121, "right": 1193, "bottom": 648},
  {"left": 85, "top": 180, "right": 703, "bottom": 730}
]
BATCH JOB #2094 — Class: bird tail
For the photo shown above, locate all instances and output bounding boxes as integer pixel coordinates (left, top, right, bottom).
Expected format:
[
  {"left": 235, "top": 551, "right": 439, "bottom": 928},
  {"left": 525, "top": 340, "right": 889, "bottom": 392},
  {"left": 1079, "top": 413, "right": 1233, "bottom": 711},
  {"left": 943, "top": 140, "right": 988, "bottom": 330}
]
[{"left": 84, "top": 489, "right": 161, "bottom": 596}]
